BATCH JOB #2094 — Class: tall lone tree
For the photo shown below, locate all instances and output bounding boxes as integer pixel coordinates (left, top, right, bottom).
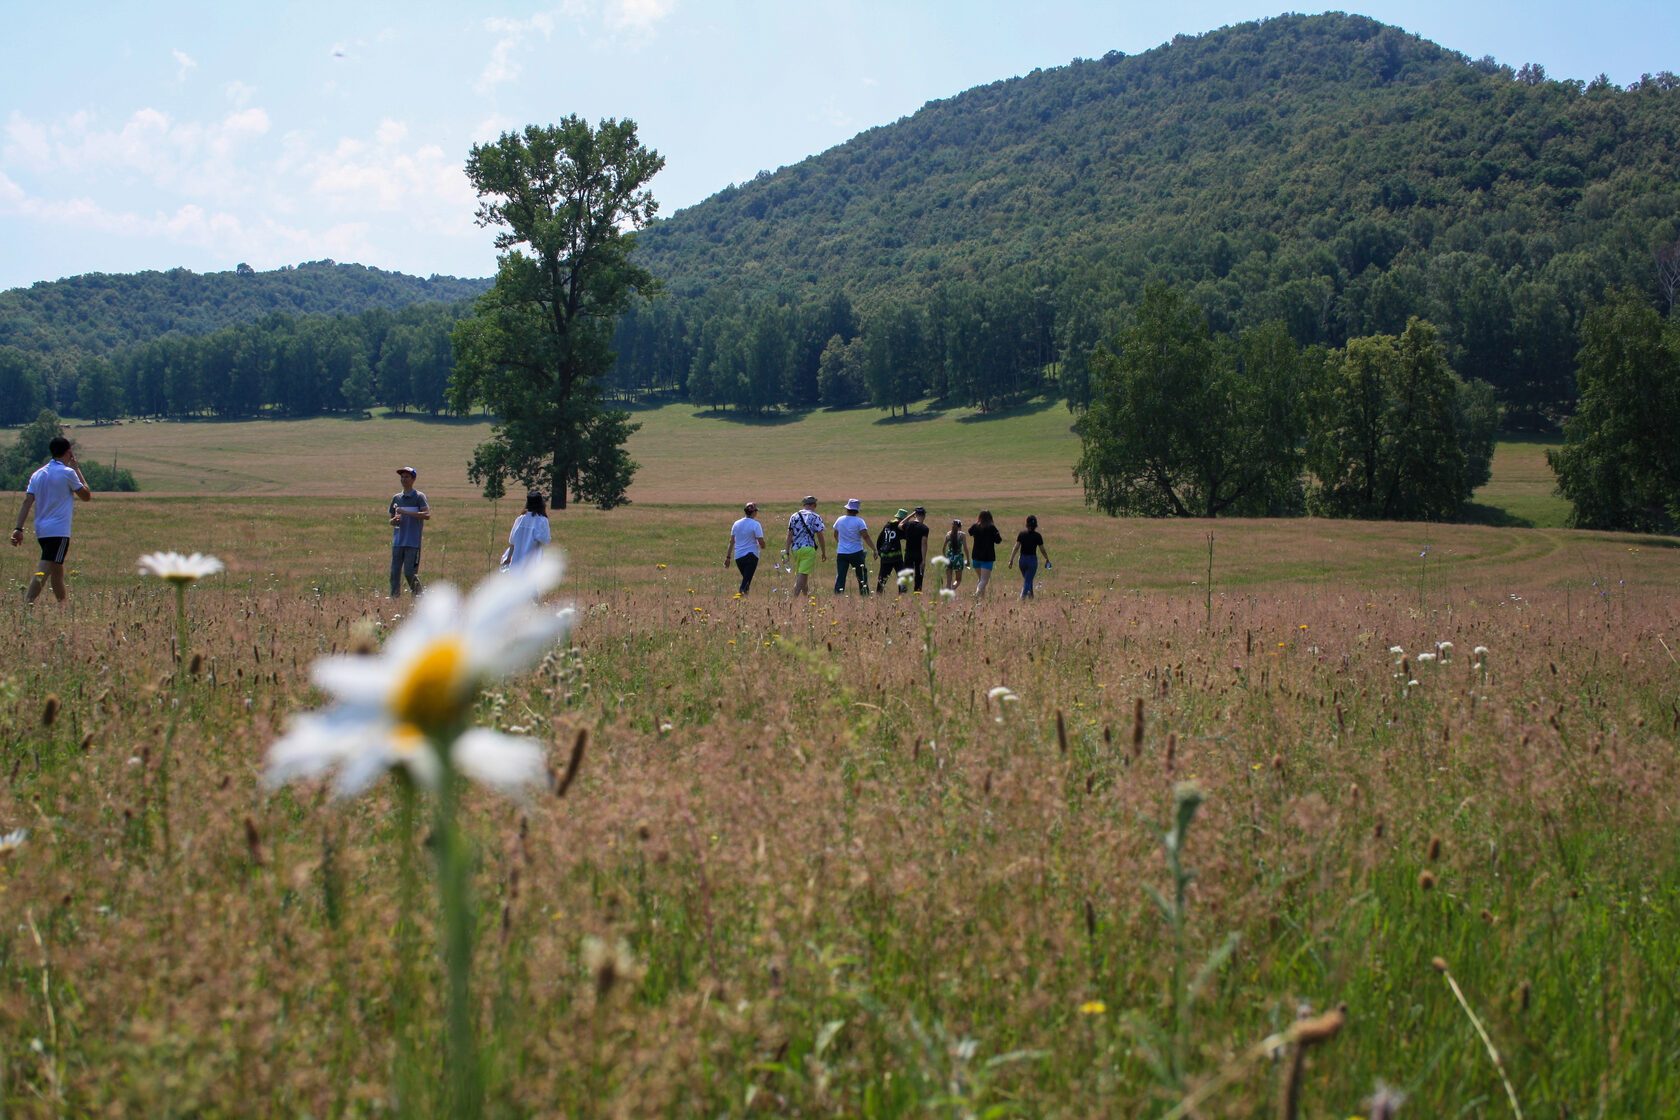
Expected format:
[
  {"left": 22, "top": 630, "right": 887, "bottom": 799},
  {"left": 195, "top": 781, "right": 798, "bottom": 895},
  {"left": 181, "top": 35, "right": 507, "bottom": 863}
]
[{"left": 451, "top": 118, "right": 664, "bottom": 509}]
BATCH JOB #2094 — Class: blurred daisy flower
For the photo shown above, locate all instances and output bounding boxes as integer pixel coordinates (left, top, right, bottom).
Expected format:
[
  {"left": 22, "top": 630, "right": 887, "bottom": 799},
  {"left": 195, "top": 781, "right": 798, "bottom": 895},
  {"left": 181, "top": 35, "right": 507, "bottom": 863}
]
[
  {"left": 264, "top": 556, "right": 568, "bottom": 799},
  {"left": 928, "top": 555, "right": 949, "bottom": 571},
  {"left": 897, "top": 569, "right": 915, "bottom": 590},
  {"left": 938, "top": 588, "right": 957, "bottom": 601},
  {"left": 137, "top": 552, "right": 225, "bottom": 585},
  {"left": 0, "top": 828, "right": 27, "bottom": 859}
]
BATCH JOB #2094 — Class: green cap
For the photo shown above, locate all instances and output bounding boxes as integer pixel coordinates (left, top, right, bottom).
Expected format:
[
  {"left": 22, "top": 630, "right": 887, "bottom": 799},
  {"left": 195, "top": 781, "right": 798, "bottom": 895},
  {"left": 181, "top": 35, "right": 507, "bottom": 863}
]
[{"left": 896, "top": 508, "right": 910, "bottom": 519}]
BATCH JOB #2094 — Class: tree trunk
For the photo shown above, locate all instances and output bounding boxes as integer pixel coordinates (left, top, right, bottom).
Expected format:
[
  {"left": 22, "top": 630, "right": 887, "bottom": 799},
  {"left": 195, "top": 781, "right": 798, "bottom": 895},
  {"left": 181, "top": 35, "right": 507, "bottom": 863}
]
[{"left": 550, "top": 450, "right": 568, "bottom": 511}]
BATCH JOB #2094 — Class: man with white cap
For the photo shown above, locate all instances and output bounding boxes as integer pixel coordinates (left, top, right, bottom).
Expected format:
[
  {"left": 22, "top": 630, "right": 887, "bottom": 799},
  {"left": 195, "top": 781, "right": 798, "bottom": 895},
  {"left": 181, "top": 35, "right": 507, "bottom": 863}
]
[
  {"left": 831, "top": 498, "right": 876, "bottom": 595},
  {"left": 388, "top": 466, "right": 430, "bottom": 597}
]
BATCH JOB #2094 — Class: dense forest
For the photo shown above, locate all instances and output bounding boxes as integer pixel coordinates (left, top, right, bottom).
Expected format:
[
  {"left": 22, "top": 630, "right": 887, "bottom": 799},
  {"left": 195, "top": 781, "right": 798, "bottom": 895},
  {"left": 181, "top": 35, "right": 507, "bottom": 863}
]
[
  {"left": 611, "top": 13, "right": 1680, "bottom": 427},
  {"left": 0, "top": 261, "right": 485, "bottom": 407},
  {"left": 0, "top": 302, "right": 465, "bottom": 425}
]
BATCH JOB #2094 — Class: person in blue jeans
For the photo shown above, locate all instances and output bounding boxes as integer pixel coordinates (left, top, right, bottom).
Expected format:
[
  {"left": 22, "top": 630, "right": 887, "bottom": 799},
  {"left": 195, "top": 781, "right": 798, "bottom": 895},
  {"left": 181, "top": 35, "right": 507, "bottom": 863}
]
[
  {"left": 1007, "top": 514, "right": 1053, "bottom": 599},
  {"left": 388, "top": 466, "right": 430, "bottom": 596}
]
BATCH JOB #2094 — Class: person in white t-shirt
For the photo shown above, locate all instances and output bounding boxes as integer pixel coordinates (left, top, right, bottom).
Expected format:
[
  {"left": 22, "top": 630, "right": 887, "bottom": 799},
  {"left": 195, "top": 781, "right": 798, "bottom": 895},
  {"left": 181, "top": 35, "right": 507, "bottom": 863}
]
[
  {"left": 505, "top": 491, "right": 552, "bottom": 570},
  {"left": 831, "top": 498, "right": 877, "bottom": 595},
  {"left": 723, "top": 502, "right": 766, "bottom": 595},
  {"left": 10, "top": 436, "right": 92, "bottom": 604}
]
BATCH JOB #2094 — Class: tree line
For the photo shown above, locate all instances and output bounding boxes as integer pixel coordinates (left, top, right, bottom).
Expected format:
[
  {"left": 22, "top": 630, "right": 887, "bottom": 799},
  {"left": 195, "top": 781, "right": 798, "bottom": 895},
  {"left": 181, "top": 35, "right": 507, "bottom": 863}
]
[{"left": 0, "top": 302, "right": 466, "bottom": 425}]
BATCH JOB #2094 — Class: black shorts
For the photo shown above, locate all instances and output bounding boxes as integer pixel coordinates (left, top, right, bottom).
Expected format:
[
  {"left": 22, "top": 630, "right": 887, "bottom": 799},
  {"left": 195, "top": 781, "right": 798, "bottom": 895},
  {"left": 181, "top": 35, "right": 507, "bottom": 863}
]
[{"left": 37, "top": 537, "right": 70, "bottom": 565}]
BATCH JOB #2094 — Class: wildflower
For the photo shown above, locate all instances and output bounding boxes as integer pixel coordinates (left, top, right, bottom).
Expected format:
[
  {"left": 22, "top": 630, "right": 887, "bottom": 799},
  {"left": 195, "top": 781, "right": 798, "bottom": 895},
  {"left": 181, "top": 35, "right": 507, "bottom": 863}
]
[
  {"left": 263, "top": 556, "right": 568, "bottom": 798},
  {"left": 1078, "top": 1000, "right": 1107, "bottom": 1015},
  {"left": 1416, "top": 652, "right": 1436, "bottom": 663},
  {"left": 1436, "top": 641, "right": 1453, "bottom": 656},
  {"left": 938, "top": 588, "right": 956, "bottom": 601},
  {"left": 987, "top": 686, "right": 1018, "bottom": 702},
  {"left": 1473, "top": 645, "right": 1489, "bottom": 659},
  {"left": 0, "top": 828, "right": 27, "bottom": 859},
  {"left": 928, "top": 554, "right": 949, "bottom": 571},
  {"left": 897, "top": 568, "right": 915, "bottom": 590},
  {"left": 137, "top": 551, "right": 225, "bottom": 585},
  {"left": 1388, "top": 646, "right": 1404, "bottom": 654}
]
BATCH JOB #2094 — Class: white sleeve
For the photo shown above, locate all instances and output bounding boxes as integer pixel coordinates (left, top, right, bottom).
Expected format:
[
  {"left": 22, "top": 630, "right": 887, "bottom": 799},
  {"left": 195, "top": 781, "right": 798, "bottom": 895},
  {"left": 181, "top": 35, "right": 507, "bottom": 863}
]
[{"left": 536, "top": 518, "right": 551, "bottom": 545}]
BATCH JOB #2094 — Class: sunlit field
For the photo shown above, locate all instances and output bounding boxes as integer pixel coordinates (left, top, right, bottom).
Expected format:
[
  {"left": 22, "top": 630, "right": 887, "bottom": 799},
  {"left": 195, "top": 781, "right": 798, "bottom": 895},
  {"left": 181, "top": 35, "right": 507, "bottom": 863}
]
[{"left": 2, "top": 410, "right": 1676, "bottom": 1116}]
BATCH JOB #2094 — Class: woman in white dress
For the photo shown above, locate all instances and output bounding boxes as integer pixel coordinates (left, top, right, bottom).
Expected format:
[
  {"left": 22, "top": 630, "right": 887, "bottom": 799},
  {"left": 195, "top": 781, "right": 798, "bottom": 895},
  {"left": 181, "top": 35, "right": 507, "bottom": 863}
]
[{"left": 505, "top": 491, "right": 552, "bottom": 570}]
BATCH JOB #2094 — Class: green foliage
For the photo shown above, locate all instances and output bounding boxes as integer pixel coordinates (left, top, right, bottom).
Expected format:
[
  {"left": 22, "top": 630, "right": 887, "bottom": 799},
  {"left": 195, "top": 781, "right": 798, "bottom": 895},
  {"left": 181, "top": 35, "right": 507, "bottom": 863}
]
[
  {"left": 1073, "top": 287, "right": 1309, "bottom": 517},
  {"left": 1547, "top": 292, "right": 1680, "bottom": 530},
  {"left": 451, "top": 119, "right": 663, "bottom": 510},
  {"left": 0, "top": 409, "right": 137, "bottom": 491},
  {"left": 1307, "top": 319, "right": 1499, "bottom": 520},
  {"left": 0, "top": 346, "right": 48, "bottom": 425},
  {"left": 0, "top": 261, "right": 487, "bottom": 363},
  {"left": 618, "top": 13, "right": 1680, "bottom": 425}
]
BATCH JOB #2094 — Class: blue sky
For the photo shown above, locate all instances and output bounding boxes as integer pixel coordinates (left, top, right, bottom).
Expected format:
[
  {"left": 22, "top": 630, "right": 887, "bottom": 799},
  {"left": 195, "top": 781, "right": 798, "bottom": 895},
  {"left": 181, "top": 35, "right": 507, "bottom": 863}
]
[{"left": 2, "top": 1, "right": 1675, "bottom": 291}]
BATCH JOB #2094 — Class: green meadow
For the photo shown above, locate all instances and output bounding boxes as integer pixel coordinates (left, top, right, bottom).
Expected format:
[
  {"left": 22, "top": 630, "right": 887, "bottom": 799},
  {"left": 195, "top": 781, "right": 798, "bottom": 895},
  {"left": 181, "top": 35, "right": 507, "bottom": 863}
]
[{"left": 2, "top": 405, "right": 1676, "bottom": 1117}]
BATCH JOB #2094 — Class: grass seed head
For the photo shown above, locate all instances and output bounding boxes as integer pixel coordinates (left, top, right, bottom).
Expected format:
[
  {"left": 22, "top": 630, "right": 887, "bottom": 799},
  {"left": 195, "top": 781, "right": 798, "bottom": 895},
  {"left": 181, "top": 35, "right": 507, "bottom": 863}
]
[
  {"left": 43, "top": 694, "right": 60, "bottom": 727},
  {"left": 1419, "top": 870, "right": 1438, "bottom": 891}
]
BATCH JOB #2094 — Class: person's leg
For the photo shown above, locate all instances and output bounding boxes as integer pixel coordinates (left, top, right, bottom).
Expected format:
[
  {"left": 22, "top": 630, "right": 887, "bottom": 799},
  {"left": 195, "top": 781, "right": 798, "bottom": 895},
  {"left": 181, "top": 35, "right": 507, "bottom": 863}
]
[
  {"left": 856, "top": 555, "right": 870, "bottom": 594},
  {"left": 974, "top": 562, "right": 991, "bottom": 597},
  {"left": 913, "top": 560, "right": 925, "bottom": 592},
  {"left": 404, "top": 547, "right": 423, "bottom": 595},
  {"left": 736, "top": 553, "right": 758, "bottom": 594},
  {"left": 835, "top": 552, "right": 852, "bottom": 594},
  {"left": 389, "top": 547, "right": 403, "bottom": 597},
  {"left": 1020, "top": 556, "right": 1037, "bottom": 599},
  {"left": 46, "top": 561, "right": 66, "bottom": 601}
]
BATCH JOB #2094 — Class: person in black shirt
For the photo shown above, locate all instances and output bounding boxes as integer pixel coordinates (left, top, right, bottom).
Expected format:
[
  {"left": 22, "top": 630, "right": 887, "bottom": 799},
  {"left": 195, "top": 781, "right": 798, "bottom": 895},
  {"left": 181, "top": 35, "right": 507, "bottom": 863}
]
[
  {"left": 966, "top": 509, "right": 1003, "bottom": 598},
  {"left": 897, "top": 506, "right": 932, "bottom": 592},
  {"left": 1007, "top": 514, "right": 1053, "bottom": 599},
  {"left": 875, "top": 508, "right": 906, "bottom": 593}
]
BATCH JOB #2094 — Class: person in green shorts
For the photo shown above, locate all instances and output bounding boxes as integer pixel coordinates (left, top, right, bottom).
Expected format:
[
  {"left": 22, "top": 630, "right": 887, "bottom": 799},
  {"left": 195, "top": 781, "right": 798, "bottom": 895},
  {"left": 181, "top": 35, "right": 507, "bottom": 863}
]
[{"left": 783, "top": 495, "right": 828, "bottom": 597}]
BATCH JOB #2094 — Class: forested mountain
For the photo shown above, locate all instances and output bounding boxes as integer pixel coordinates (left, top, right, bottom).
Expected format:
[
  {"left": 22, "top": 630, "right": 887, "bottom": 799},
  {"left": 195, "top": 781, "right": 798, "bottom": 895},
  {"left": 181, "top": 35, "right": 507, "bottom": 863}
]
[
  {"left": 0, "top": 261, "right": 486, "bottom": 361},
  {"left": 616, "top": 12, "right": 1680, "bottom": 426}
]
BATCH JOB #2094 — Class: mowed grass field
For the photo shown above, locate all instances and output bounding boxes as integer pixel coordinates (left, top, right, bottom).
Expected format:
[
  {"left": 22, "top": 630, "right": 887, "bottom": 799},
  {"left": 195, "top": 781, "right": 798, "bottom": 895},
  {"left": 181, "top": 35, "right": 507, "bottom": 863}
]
[{"left": 2, "top": 404, "right": 1678, "bottom": 1117}]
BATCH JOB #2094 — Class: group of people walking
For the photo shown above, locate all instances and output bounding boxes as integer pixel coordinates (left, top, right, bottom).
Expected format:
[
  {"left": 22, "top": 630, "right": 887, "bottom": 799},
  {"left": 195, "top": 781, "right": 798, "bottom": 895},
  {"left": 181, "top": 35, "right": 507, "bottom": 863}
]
[
  {"left": 385, "top": 466, "right": 553, "bottom": 599},
  {"left": 727, "top": 496, "right": 1052, "bottom": 600}
]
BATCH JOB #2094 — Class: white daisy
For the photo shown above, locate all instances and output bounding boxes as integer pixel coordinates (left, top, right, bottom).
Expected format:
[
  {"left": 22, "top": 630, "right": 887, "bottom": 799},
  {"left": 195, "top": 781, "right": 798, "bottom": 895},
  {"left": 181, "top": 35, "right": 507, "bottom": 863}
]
[
  {"left": 897, "top": 569, "right": 915, "bottom": 590},
  {"left": 263, "top": 556, "right": 568, "bottom": 799},
  {"left": 927, "top": 555, "right": 950, "bottom": 571},
  {"left": 938, "top": 588, "right": 956, "bottom": 601},
  {"left": 987, "top": 686, "right": 1019, "bottom": 703},
  {"left": 137, "top": 551, "right": 225, "bottom": 585},
  {"left": 0, "top": 828, "right": 27, "bottom": 859}
]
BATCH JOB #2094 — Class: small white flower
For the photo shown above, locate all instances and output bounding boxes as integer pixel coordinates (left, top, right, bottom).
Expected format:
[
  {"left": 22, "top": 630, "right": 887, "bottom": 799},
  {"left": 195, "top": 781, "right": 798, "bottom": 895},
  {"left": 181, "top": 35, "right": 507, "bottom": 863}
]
[
  {"left": 1407, "top": 679, "right": 1420, "bottom": 687},
  {"left": 928, "top": 555, "right": 950, "bottom": 571},
  {"left": 1388, "top": 646, "right": 1404, "bottom": 654},
  {"left": 0, "top": 828, "right": 28, "bottom": 859},
  {"left": 264, "top": 556, "right": 568, "bottom": 799},
  {"left": 137, "top": 551, "right": 225, "bottom": 586},
  {"left": 938, "top": 588, "right": 956, "bottom": 601},
  {"left": 1473, "top": 645, "right": 1490, "bottom": 658},
  {"left": 897, "top": 569, "right": 915, "bottom": 590},
  {"left": 1436, "top": 641, "right": 1453, "bottom": 654},
  {"left": 1416, "top": 652, "right": 1436, "bottom": 663}
]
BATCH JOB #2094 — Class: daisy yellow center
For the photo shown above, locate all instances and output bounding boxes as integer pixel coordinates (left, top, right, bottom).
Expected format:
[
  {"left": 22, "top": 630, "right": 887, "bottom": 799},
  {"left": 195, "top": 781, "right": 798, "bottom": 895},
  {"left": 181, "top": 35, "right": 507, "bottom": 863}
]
[{"left": 391, "top": 636, "right": 472, "bottom": 732}]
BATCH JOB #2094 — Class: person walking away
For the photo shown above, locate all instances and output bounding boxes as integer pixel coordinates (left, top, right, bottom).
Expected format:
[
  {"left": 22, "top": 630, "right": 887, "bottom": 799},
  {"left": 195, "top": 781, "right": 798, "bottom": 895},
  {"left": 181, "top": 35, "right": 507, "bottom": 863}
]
[
  {"left": 967, "top": 509, "right": 1003, "bottom": 598},
  {"left": 831, "top": 499, "right": 876, "bottom": 594},
  {"left": 725, "top": 502, "right": 766, "bottom": 594},
  {"left": 942, "top": 518, "right": 969, "bottom": 591},
  {"left": 389, "top": 466, "right": 430, "bottom": 597},
  {"left": 1007, "top": 514, "right": 1053, "bottom": 599},
  {"left": 10, "top": 436, "right": 91, "bottom": 604},
  {"left": 506, "top": 490, "right": 552, "bottom": 570},
  {"left": 874, "top": 508, "right": 906, "bottom": 593},
  {"left": 783, "top": 495, "right": 827, "bottom": 598},
  {"left": 898, "top": 506, "right": 932, "bottom": 592}
]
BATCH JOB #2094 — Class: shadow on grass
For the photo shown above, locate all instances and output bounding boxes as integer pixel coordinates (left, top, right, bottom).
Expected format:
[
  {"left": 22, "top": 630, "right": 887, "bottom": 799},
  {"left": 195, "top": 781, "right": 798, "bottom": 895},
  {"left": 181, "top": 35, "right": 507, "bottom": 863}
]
[
  {"left": 953, "top": 397, "right": 1062, "bottom": 424},
  {"left": 377, "top": 411, "right": 494, "bottom": 427},
  {"left": 1457, "top": 502, "right": 1535, "bottom": 529},
  {"left": 687, "top": 407, "right": 813, "bottom": 427},
  {"left": 873, "top": 407, "right": 949, "bottom": 425}
]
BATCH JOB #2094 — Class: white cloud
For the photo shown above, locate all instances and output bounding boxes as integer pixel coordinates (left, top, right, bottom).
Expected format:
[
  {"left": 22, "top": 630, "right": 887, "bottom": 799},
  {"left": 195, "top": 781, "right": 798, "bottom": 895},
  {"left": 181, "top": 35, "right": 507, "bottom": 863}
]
[
  {"left": 173, "top": 49, "right": 197, "bottom": 84},
  {"left": 605, "top": 0, "right": 675, "bottom": 36},
  {"left": 478, "top": 12, "right": 557, "bottom": 93},
  {"left": 225, "top": 80, "right": 257, "bottom": 108}
]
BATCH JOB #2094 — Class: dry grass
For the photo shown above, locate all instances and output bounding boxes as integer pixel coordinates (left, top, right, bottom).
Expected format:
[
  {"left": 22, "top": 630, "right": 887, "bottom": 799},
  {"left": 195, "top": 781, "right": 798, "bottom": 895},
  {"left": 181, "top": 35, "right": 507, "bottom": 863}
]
[{"left": 2, "top": 495, "right": 1677, "bottom": 1117}]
